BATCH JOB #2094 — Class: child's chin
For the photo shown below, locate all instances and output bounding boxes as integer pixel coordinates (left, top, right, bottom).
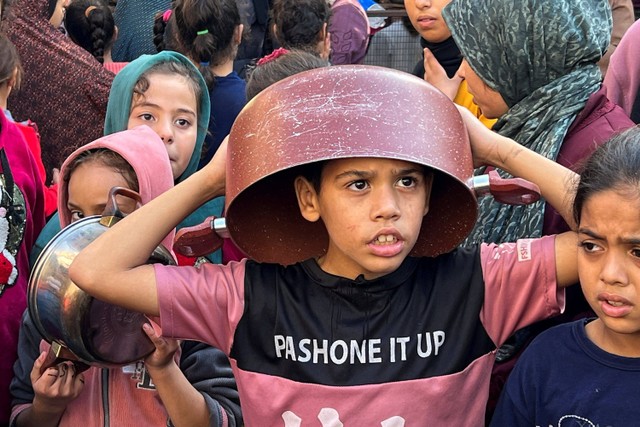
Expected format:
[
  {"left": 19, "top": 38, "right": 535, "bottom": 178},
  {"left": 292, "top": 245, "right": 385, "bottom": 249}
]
[{"left": 365, "top": 259, "right": 405, "bottom": 279}]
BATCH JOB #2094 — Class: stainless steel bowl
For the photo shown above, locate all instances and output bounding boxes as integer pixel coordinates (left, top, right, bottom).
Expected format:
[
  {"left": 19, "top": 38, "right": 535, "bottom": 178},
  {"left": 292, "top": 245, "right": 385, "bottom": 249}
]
[{"left": 28, "top": 189, "right": 175, "bottom": 368}]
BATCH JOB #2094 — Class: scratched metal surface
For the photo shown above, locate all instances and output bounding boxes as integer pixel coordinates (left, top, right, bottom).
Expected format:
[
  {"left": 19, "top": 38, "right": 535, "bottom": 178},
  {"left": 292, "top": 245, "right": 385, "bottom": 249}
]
[{"left": 226, "top": 65, "right": 477, "bottom": 263}]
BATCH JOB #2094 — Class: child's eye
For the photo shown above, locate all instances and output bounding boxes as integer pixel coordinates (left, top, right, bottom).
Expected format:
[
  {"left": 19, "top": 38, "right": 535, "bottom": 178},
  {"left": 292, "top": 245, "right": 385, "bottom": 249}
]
[
  {"left": 70, "top": 211, "right": 84, "bottom": 222},
  {"left": 175, "top": 118, "right": 191, "bottom": 127},
  {"left": 139, "top": 113, "right": 155, "bottom": 121},
  {"left": 578, "top": 241, "right": 601, "bottom": 253},
  {"left": 631, "top": 248, "right": 640, "bottom": 259},
  {"left": 347, "top": 180, "right": 369, "bottom": 191},
  {"left": 397, "top": 177, "right": 418, "bottom": 188}
]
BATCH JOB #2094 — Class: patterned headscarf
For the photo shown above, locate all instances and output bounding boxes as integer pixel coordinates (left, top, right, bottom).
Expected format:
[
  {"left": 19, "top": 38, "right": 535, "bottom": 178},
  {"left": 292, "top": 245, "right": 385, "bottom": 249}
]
[{"left": 443, "top": 0, "right": 612, "bottom": 245}]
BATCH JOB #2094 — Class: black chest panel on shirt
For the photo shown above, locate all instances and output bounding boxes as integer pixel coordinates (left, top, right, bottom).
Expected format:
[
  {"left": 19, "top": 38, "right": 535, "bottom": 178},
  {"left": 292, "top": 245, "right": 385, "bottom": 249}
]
[{"left": 230, "top": 249, "right": 495, "bottom": 386}]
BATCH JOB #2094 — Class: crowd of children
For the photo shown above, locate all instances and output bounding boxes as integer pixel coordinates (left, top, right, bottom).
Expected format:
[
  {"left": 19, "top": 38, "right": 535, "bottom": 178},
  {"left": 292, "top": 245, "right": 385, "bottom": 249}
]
[{"left": 1, "top": 0, "right": 640, "bottom": 426}]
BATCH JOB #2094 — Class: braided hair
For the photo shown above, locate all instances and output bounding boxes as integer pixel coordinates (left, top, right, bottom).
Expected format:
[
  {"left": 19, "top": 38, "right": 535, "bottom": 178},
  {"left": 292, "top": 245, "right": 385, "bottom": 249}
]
[{"left": 65, "top": 0, "right": 116, "bottom": 64}]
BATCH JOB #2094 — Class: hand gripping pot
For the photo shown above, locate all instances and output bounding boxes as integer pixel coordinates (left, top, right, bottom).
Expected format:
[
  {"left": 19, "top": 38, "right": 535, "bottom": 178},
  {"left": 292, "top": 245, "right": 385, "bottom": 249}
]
[
  {"left": 175, "top": 65, "right": 539, "bottom": 262},
  {"left": 28, "top": 188, "right": 176, "bottom": 371}
]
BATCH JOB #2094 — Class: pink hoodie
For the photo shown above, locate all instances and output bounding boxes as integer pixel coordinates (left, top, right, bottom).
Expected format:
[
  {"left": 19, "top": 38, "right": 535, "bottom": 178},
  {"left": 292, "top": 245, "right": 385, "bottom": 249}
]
[
  {"left": 11, "top": 126, "right": 178, "bottom": 427},
  {"left": 58, "top": 125, "right": 175, "bottom": 249}
]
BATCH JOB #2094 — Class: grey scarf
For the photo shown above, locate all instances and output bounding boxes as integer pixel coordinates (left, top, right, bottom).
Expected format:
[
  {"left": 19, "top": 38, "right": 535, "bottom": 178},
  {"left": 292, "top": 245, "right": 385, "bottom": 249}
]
[{"left": 443, "top": 0, "right": 612, "bottom": 245}]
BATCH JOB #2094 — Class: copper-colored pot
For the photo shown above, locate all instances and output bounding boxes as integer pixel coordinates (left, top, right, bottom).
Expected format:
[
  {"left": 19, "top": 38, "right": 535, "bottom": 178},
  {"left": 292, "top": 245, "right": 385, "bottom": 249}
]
[
  {"left": 227, "top": 65, "right": 476, "bottom": 262},
  {"left": 175, "top": 66, "right": 539, "bottom": 263}
]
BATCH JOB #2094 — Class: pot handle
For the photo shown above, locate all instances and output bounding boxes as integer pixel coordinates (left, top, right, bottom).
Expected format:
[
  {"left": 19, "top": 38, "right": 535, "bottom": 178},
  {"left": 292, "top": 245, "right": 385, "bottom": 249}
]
[
  {"left": 470, "top": 170, "right": 541, "bottom": 205},
  {"left": 40, "top": 341, "right": 90, "bottom": 375},
  {"left": 99, "top": 186, "right": 143, "bottom": 227},
  {"left": 173, "top": 217, "right": 229, "bottom": 257}
]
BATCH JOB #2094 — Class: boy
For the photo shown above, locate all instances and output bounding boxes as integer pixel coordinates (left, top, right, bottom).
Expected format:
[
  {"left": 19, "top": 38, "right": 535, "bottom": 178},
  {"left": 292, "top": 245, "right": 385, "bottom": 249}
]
[{"left": 70, "top": 66, "right": 578, "bottom": 425}]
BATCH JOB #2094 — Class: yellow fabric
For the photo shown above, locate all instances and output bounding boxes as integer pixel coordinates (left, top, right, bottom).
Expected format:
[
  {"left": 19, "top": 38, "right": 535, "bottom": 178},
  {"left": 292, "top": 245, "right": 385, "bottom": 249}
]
[{"left": 453, "top": 80, "right": 497, "bottom": 129}]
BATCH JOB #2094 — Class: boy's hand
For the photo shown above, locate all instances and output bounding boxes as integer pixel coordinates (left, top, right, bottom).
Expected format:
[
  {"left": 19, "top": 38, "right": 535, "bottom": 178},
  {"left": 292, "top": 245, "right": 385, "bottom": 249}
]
[
  {"left": 201, "top": 136, "right": 228, "bottom": 199},
  {"left": 142, "top": 322, "right": 180, "bottom": 371},
  {"left": 456, "top": 105, "right": 504, "bottom": 168},
  {"left": 423, "top": 48, "right": 462, "bottom": 101},
  {"left": 31, "top": 352, "right": 84, "bottom": 414}
]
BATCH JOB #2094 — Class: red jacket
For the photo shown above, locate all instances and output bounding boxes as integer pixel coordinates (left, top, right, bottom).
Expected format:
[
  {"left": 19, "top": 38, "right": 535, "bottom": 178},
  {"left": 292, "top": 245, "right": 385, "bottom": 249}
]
[
  {"left": 14, "top": 120, "right": 58, "bottom": 216},
  {"left": 543, "top": 86, "right": 635, "bottom": 235}
]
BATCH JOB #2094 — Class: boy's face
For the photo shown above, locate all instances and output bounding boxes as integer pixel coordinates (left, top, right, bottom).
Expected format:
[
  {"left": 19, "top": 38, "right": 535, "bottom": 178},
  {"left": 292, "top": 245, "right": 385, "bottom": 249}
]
[
  {"left": 404, "top": 0, "right": 452, "bottom": 43},
  {"left": 578, "top": 188, "right": 640, "bottom": 354},
  {"left": 296, "top": 158, "right": 432, "bottom": 280},
  {"left": 127, "top": 73, "right": 198, "bottom": 179}
]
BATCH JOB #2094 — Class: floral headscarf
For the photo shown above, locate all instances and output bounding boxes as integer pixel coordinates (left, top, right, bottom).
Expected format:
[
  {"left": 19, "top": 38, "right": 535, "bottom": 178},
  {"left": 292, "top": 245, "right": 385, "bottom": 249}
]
[{"left": 443, "top": 0, "right": 612, "bottom": 244}]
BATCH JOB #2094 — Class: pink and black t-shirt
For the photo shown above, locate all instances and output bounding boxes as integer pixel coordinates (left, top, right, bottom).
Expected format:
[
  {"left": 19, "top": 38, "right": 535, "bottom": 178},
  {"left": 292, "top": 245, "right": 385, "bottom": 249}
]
[{"left": 156, "top": 236, "right": 563, "bottom": 426}]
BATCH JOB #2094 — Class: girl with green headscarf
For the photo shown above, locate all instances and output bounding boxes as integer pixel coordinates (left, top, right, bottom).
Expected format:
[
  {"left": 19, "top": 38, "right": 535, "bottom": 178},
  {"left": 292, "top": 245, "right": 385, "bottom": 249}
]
[{"left": 32, "top": 51, "right": 224, "bottom": 264}]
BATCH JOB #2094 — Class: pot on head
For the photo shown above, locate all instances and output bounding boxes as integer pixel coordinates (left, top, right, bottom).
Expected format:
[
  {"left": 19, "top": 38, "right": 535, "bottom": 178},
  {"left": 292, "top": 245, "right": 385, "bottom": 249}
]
[
  {"left": 175, "top": 65, "right": 539, "bottom": 262},
  {"left": 28, "top": 188, "right": 175, "bottom": 370}
]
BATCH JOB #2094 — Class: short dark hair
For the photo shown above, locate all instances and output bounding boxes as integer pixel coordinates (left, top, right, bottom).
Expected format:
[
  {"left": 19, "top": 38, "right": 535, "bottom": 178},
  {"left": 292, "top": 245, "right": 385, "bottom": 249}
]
[
  {"left": 573, "top": 125, "right": 640, "bottom": 225},
  {"left": 246, "top": 49, "right": 329, "bottom": 100},
  {"left": 271, "top": 0, "right": 331, "bottom": 52}
]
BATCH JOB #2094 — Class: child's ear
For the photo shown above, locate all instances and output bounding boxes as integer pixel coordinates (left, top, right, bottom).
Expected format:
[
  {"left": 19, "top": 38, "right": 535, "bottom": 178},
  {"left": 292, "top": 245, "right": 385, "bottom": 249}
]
[
  {"left": 234, "top": 24, "right": 244, "bottom": 45},
  {"left": 7, "top": 67, "right": 18, "bottom": 89},
  {"left": 320, "top": 23, "right": 331, "bottom": 60},
  {"left": 423, "top": 172, "right": 434, "bottom": 217},
  {"left": 294, "top": 176, "right": 321, "bottom": 222}
]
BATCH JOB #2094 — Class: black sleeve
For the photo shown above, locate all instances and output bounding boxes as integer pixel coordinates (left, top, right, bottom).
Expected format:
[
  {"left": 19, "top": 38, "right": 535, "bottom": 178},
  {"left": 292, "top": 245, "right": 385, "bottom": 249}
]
[
  {"left": 630, "top": 86, "right": 640, "bottom": 124},
  {"left": 179, "top": 340, "right": 243, "bottom": 427},
  {"left": 9, "top": 311, "right": 40, "bottom": 416}
]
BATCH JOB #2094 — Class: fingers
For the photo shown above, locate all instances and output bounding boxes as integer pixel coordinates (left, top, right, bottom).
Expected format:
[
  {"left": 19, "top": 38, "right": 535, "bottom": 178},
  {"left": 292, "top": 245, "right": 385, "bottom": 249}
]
[
  {"left": 423, "top": 48, "right": 463, "bottom": 101},
  {"left": 33, "top": 360, "right": 85, "bottom": 403},
  {"left": 143, "top": 322, "right": 163, "bottom": 345},
  {"left": 423, "top": 48, "right": 445, "bottom": 77},
  {"left": 32, "top": 350, "right": 47, "bottom": 372},
  {"left": 45, "top": 363, "right": 81, "bottom": 385},
  {"left": 51, "top": 168, "right": 61, "bottom": 185},
  {"left": 142, "top": 322, "right": 181, "bottom": 370}
]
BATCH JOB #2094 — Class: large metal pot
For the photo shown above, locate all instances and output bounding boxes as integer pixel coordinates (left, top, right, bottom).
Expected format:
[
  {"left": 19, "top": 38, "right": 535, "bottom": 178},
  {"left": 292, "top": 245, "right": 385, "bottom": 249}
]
[
  {"left": 28, "top": 188, "right": 175, "bottom": 369},
  {"left": 175, "top": 65, "right": 539, "bottom": 262}
]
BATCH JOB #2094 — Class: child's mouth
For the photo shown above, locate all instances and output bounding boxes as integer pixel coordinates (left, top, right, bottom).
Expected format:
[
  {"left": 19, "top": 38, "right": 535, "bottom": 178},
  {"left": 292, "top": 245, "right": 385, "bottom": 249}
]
[{"left": 372, "top": 235, "right": 398, "bottom": 245}]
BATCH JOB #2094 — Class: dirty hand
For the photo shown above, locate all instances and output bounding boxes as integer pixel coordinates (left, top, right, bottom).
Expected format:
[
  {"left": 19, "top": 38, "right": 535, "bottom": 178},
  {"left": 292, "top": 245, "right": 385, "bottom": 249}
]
[
  {"left": 143, "top": 322, "right": 180, "bottom": 371},
  {"left": 201, "top": 136, "right": 227, "bottom": 198},
  {"left": 456, "top": 105, "right": 506, "bottom": 169},
  {"left": 31, "top": 352, "right": 84, "bottom": 413},
  {"left": 423, "top": 48, "right": 462, "bottom": 101}
]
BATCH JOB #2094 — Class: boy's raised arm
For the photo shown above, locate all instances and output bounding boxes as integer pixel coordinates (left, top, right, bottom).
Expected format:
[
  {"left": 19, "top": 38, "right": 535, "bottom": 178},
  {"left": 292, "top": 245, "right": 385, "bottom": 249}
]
[
  {"left": 459, "top": 107, "right": 580, "bottom": 287},
  {"left": 458, "top": 106, "right": 579, "bottom": 229},
  {"left": 69, "top": 140, "right": 228, "bottom": 315}
]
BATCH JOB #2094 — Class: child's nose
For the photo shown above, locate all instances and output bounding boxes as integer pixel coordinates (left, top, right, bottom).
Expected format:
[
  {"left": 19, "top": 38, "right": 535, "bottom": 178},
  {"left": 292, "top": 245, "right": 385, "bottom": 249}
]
[
  {"left": 155, "top": 120, "right": 174, "bottom": 144},
  {"left": 371, "top": 187, "right": 401, "bottom": 220},
  {"left": 599, "top": 251, "right": 628, "bottom": 287}
]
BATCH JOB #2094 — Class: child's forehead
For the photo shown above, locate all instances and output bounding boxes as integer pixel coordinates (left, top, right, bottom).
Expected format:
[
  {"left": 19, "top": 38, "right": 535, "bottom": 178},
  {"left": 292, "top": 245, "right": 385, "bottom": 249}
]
[
  {"left": 130, "top": 72, "right": 198, "bottom": 107},
  {"left": 323, "top": 157, "right": 426, "bottom": 174}
]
